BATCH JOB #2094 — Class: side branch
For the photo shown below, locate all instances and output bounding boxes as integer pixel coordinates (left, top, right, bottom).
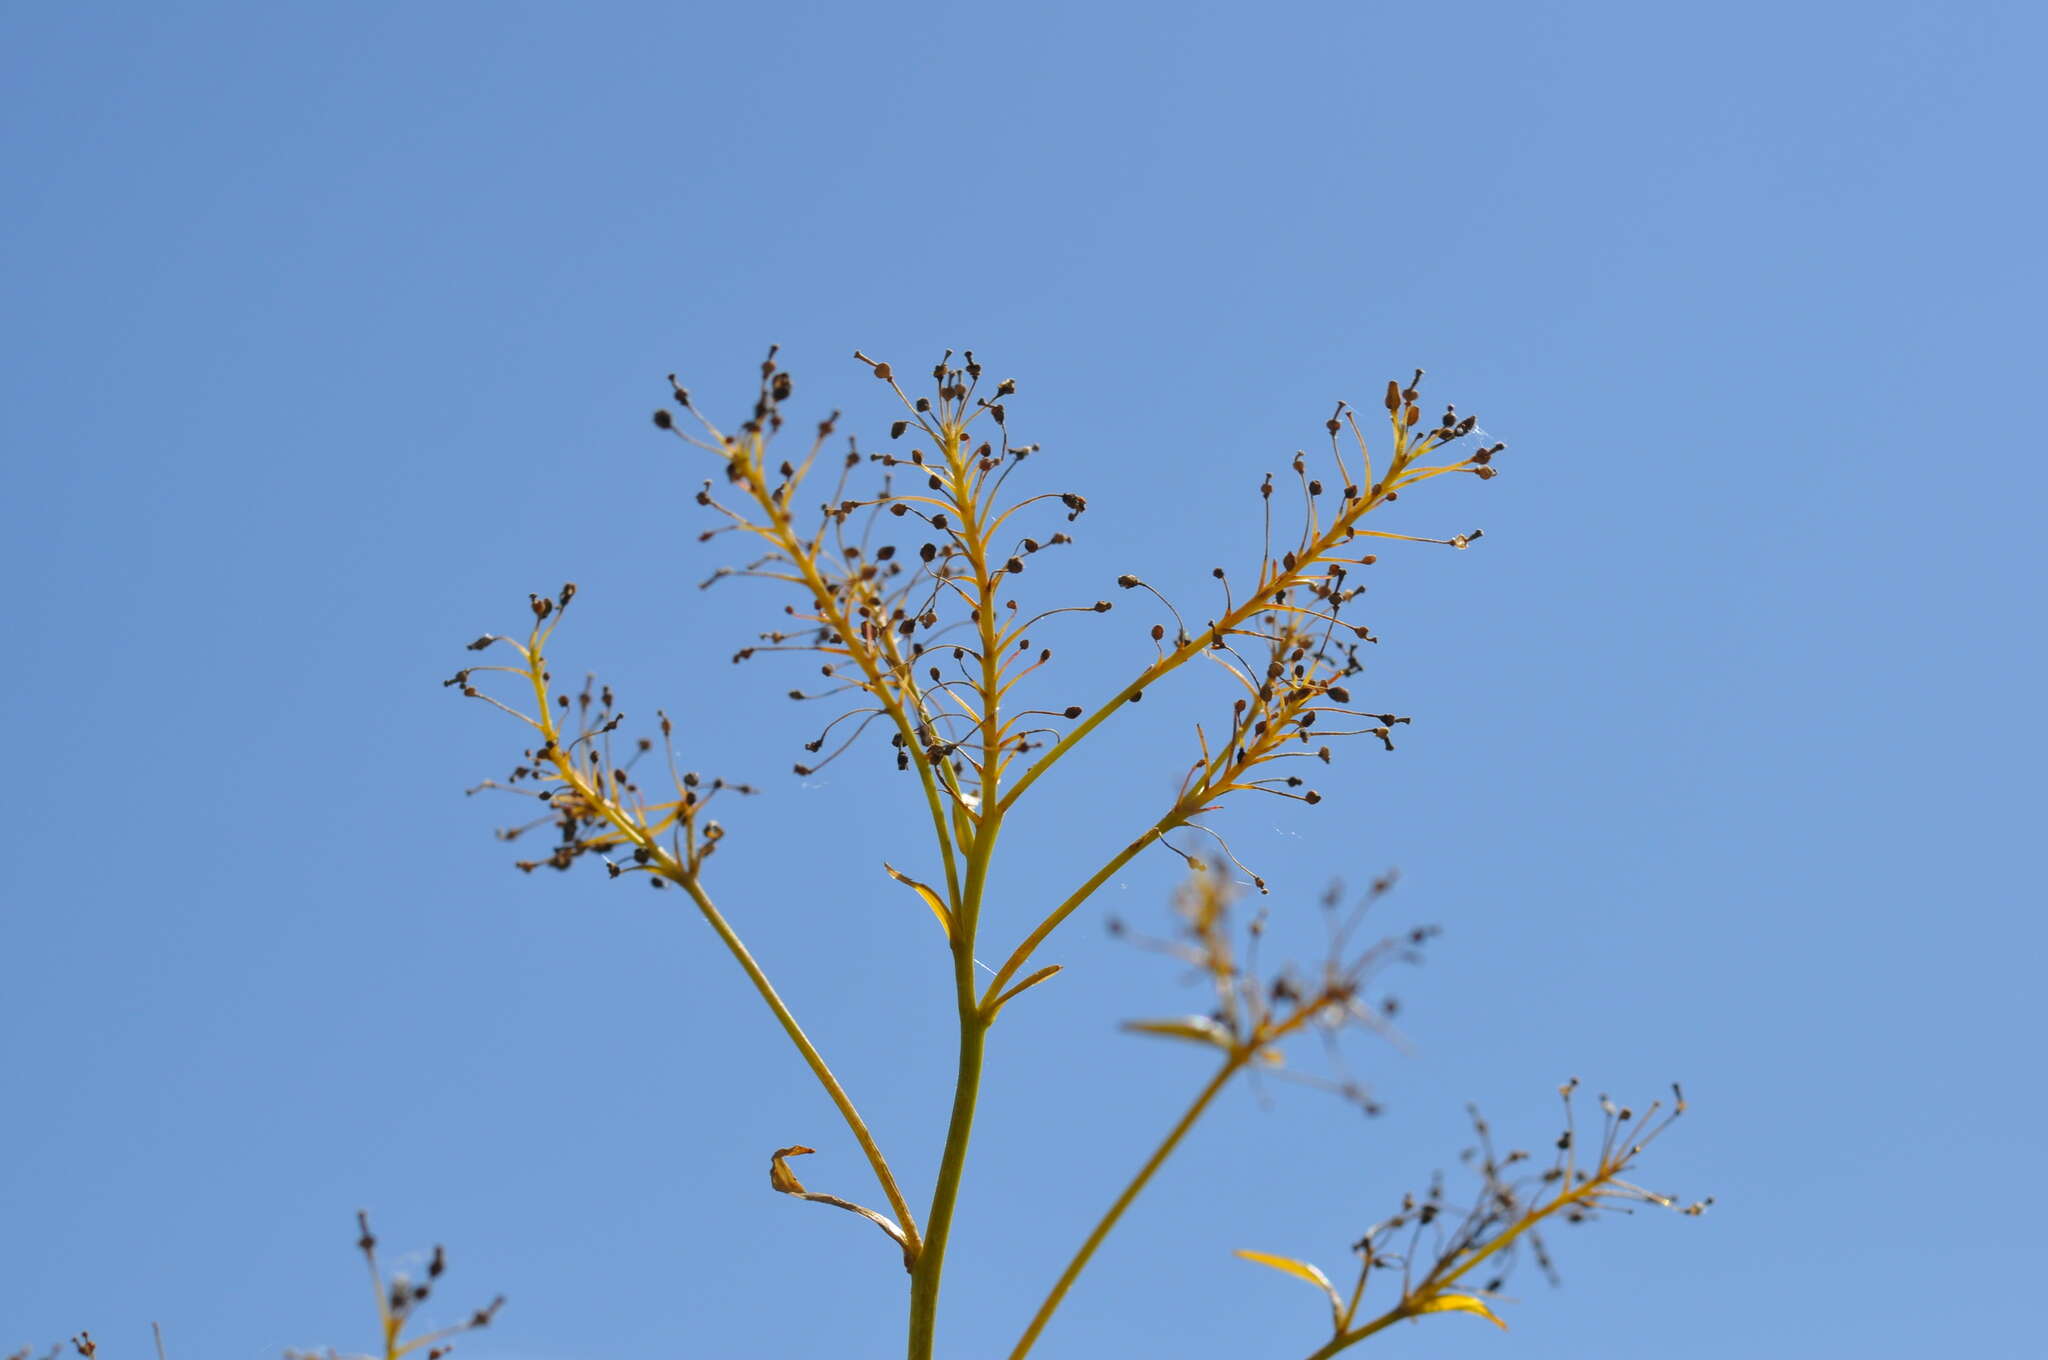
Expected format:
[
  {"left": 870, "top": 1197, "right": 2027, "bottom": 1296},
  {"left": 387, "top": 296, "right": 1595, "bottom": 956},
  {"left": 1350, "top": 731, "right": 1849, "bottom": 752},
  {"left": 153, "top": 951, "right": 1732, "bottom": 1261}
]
[
  {"left": 981, "top": 826, "right": 1165, "bottom": 1010},
  {"left": 510, "top": 624, "right": 922, "bottom": 1258},
  {"left": 1006, "top": 1058, "right": 1244, "bottom": 1359}
]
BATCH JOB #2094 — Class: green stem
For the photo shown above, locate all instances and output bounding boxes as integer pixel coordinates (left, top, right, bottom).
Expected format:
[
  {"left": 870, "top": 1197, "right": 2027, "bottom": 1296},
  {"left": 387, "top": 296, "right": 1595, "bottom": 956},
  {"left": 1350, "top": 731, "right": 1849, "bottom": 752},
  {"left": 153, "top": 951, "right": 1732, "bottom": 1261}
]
[
  {"left": 907, "top": 416, "right": 1014, "bottom": 1359},
  {"left": 906, "top": 996, "right": 988, "bottom": 1358},
  {"left": 908, "top": 818, "right": 1001, "bottom": 1356},
  {"left": 1007, "top": 1057, "right": 1243, "bottom": 1359}
]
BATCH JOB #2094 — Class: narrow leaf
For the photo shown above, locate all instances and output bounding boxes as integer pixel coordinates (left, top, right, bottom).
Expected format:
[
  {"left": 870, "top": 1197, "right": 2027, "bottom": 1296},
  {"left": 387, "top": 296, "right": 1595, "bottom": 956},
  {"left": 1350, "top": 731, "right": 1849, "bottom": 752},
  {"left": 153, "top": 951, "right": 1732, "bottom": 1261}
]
[
  {"left": 988, "top": 964, "right": 1062, "bottom": 1016},
  {"left": 768, "top": 1145, "right": 916, "bottom": 1273},
  {"left": 1236, "top": 1250, "right": 1345, "bottom": 1331},
  {"left": 884, "top": 862, "right": 953, "bottom": 941},
  {"left": 1413, "top": 1292, "right": 1508, "bottom": 1330},
  {"left": 1122, "top": 1016, "right": 1235, "bottom": 1049}
]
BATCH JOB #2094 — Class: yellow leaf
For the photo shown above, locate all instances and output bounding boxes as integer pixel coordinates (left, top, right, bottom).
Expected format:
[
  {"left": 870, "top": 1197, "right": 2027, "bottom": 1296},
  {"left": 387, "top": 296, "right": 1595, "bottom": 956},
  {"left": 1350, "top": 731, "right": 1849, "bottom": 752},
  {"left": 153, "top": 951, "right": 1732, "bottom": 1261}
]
[
  {"left": 1413, "top": 1292, "right": 1508, "bottom": 1330},
  {"left": 1122, "top": 1016, "right": 1234, "bottom": 1049},
  {"left": 884, "top": 862, "right": 953, "bottom": 941},
  {"left": 1235, "top": 1250, "right": 1344, "bottom": 1329},
  {"left": 769, "top": 1145, "right": 815, "bottom": 1194},
  {"left": 1235, "top": 1249, "right": 1335, "bottom": 1291}
]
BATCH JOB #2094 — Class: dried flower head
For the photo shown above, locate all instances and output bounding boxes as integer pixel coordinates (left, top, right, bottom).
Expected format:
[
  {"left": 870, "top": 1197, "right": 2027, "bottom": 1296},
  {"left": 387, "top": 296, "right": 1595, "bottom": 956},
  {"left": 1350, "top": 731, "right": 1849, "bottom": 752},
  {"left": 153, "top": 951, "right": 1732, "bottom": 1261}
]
[
  {"left": 1115, "top": 870, "right": 1433, "bottom": 1114},
  {"left": 283, "top": 1215, "right": 501, "bottom": 1360}
]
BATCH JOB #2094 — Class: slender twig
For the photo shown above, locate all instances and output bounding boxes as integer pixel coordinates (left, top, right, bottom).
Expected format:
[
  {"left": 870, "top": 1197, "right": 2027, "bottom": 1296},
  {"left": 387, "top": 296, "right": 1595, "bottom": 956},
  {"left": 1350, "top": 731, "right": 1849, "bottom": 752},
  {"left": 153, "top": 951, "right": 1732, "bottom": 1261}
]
[{"left": 1008, "top": 1057, "right": 1245, "bottom": 1359}]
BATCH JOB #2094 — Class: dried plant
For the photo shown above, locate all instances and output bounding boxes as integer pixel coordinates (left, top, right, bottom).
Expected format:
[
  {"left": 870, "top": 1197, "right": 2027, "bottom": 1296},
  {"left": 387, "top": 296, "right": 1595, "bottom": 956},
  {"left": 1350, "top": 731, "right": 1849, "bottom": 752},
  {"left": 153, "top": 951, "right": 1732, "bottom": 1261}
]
[
  {"left": 23, "top": 1218, "right": 502, "bottom": 1360},
  {"left": 283, "top": 1215, "right": 503, "bottom": 1360},
  {"left": 447, "top": 348, "right": 1700, "bottom": 1356}
]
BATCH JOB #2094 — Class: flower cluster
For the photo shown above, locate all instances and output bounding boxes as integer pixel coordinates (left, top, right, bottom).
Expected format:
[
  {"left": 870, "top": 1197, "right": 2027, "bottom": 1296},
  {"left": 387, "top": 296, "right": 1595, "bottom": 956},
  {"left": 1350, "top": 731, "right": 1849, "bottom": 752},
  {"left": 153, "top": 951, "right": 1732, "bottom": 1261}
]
[
  {"left": 1236, "top": 1081, "right": 1709, "bottom": 1354},
  {"left": 450, "top": 586, "right": 752, "bottom": 886}
]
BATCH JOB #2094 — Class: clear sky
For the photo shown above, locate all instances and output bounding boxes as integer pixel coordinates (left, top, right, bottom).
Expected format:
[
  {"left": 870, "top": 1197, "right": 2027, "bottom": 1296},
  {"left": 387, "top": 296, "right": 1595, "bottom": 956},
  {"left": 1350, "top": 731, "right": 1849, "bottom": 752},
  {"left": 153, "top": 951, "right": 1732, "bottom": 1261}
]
[{"left": 4, "top": 3, "right": 2042, "bottom": 1357}]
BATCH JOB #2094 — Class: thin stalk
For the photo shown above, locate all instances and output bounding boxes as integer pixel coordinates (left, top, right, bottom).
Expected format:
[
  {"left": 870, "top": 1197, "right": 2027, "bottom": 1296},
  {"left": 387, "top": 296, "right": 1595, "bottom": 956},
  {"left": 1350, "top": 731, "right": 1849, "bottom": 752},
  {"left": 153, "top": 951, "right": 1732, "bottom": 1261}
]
[
  {"left": 984, "top": 681, "right": 1318, "bottom": 1006},
  {"left": 981, "top": 825, "right": 1165, "bottom": 1009},
  {"left": 676, "top": 874, "right": 921, "bottom": 1254},
  {"left": 1007, "top": 1057, "right": 1243, "bottom": 1360}
]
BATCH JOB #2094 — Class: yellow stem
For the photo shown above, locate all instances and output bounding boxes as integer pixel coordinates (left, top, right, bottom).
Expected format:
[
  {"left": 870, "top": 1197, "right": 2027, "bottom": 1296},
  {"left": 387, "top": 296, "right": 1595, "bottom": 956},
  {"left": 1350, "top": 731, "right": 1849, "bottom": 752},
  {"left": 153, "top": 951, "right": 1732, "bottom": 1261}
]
[{"left": 1007, "top": 1057, "right": 1244, "bottom": 1359}]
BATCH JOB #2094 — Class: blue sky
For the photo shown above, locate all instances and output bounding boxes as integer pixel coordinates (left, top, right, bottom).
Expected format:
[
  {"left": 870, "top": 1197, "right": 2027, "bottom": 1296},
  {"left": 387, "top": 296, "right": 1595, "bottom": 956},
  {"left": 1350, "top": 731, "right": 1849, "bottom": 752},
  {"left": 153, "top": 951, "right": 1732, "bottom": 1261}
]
[{"left": 4, "top": 2, "right": 2042, "bottom": 1356}]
